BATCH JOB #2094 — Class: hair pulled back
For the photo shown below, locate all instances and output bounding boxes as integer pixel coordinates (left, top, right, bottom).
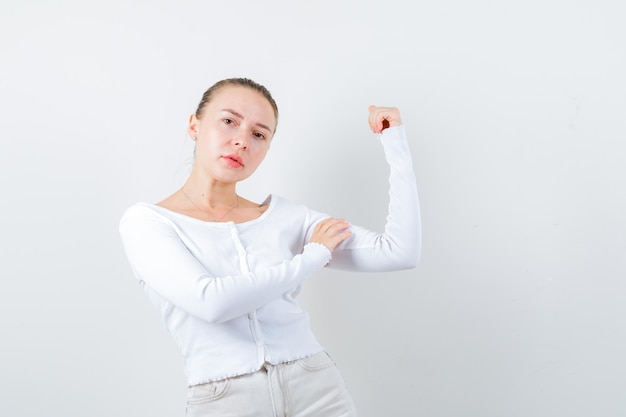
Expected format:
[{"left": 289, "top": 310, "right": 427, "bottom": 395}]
[{"left": 195, "top": 78, "right": 279, "bottom": 128}]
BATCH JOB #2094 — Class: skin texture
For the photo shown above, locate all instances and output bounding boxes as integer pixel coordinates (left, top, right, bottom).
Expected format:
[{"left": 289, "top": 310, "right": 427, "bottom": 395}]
[{"left": 158, "top": 84, "right": 403, "bottom": 253}]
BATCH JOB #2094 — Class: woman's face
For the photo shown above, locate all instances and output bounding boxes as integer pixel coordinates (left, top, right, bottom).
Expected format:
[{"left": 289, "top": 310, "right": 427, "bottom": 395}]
[{"left": 188, "top": 85, "right": 277, "bottom": 185}]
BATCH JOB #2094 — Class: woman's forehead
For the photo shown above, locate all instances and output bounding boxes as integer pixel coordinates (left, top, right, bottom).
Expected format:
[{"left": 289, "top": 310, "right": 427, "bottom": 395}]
[{"left": 208, "top": 86, "right": 276, "bottom": 127}]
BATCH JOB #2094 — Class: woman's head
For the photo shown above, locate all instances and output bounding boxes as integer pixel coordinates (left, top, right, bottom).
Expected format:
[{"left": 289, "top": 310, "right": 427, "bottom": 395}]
[
  {"left": 187, "top": 78, "right": 278, "bottom": 185},
  {"left": 195, "top": 78, "right": 278, "bottom": 131}
]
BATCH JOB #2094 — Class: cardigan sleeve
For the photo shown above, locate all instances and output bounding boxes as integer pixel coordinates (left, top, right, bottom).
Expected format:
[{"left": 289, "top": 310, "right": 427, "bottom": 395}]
[
  {"left": 119, "top": 207, "right": 331, "bottom": 324},
  {"left": 310, "top": 125, "right": 422, "bottom": 272}
]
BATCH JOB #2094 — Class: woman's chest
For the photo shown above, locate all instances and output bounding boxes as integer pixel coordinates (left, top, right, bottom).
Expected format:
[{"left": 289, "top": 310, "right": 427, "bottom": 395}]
[{"left": 176, "top": 220, "right": 307, "bottom": 273}]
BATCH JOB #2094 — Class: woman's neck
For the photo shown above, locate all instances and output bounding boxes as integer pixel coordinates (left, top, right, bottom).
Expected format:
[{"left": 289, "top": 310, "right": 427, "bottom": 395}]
[{"left": 182, "top": 175, "right": 238, "bottom": 209}]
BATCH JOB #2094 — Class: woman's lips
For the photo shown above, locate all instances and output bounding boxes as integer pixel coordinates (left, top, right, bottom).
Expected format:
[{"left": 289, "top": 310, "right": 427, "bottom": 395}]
[{"left": 222, "top": 154, "right": 243, "bottom": 168}]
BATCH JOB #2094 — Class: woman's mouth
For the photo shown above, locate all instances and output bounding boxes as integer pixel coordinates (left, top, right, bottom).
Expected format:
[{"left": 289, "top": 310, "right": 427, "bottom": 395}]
[{"left": 222, "top": 154, "right": 243, "bottom": 168}]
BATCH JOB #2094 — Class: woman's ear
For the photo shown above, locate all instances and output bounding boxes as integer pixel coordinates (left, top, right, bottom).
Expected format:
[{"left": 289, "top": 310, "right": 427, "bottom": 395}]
[{"left": 188, "top": 114, "right": 199, "bottom": 140}]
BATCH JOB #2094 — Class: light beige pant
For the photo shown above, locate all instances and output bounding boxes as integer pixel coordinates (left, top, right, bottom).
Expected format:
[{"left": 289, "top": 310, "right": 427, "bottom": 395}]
[{"left": 186, "top": 352, "right": 357, "bottom": 417}]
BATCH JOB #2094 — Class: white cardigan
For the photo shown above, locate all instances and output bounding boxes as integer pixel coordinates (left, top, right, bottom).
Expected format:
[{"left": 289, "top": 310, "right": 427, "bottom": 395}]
[{"left": 119, "top": 125, "right": 421, "bottom": 386}]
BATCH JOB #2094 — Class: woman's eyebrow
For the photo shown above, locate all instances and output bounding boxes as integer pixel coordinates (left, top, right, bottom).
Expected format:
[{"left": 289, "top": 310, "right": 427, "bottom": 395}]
[{"left": 222, "top": 109, "right": 272, "bottom": 132}]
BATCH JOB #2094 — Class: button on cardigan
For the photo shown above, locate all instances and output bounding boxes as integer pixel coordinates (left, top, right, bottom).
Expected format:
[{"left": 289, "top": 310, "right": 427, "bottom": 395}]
[{"left": 119, "top": 125, "right": 421, "bottom": 386}]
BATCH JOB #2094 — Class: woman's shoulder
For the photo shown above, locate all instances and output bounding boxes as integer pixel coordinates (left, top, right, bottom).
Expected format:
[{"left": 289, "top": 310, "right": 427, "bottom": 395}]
[
  {"left": 266, "top": 195, "right": 327, "bottom": 230},
  {"left": 268, "top": 194, "right": 311, "bottom": 213},
  {"left": 120, "top": 202, "right": 171, "bottom": 225}
]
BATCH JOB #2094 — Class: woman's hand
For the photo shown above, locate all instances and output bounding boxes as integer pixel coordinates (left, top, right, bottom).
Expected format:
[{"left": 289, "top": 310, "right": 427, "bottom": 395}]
[
  {"left": 310, "top": 217, "right": 352, "bottom": 253},
  {"left": 368, "top": 105, "right": 403, "bottom": 134}
]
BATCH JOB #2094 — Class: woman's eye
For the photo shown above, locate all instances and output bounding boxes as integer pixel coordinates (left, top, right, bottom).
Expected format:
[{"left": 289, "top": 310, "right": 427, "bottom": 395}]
[
  {"left": 254, "top": 132, "right": 266, "bottom": 140},
  {"left": 223, "top": 118, "right": 234, "bottom": 125}
]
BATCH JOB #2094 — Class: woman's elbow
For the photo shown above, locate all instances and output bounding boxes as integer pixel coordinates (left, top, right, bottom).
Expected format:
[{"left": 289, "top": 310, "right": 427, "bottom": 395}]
[
  {"left": 396, "top": 256, "right": 419, "bottom": 270},
  {"left": 397, "top": 244, "right": 422, "bottom": 270}
]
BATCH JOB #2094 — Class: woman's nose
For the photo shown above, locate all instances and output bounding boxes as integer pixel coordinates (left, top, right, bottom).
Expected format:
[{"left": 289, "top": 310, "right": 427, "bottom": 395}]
[
  {"left": 234, "top": 138, "right": 248, "bottom": 149},
  {"left": 233, "top": 134, "right": 248, "bottom": 149}
]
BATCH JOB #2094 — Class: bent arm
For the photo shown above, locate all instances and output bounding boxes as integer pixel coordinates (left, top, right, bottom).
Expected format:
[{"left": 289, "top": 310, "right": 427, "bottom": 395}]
[
  {"left": 322, "top": 125, "right": 422, "bottom": 272},
  {"left": 119, "top": 209, "right": 330, "bottom": 324}
]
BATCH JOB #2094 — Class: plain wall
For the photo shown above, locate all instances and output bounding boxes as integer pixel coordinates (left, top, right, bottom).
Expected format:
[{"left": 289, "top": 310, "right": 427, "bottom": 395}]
[{"left": 1, "top": 0, "right": 625, "bottom": 416}]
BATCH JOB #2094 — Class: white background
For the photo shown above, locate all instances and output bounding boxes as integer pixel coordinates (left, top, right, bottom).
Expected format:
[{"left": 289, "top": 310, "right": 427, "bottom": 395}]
[{"left": 1, "top": 0, "right": 625, "bottom": 416}]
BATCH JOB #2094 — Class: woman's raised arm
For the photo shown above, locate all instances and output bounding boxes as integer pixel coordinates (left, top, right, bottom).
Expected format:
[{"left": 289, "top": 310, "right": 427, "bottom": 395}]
[{"left": 309, "top": 106, "right": 422, "bottom": 272}]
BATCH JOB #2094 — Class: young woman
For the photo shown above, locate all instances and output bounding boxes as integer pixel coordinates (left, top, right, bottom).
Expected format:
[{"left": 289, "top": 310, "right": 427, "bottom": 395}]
[{"left": 119, "top": 78, "right": 421, "bottom": 416}]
